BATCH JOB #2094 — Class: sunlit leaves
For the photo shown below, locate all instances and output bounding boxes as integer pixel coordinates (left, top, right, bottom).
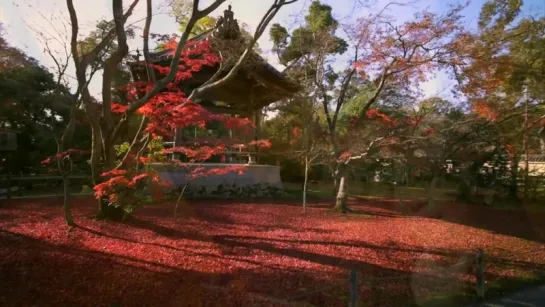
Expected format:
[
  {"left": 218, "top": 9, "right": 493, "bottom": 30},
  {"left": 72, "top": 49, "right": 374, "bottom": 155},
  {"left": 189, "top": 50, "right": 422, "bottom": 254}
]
[
  {"left": 354, "top": 6, "right": 466, "bottom": 92},
  {"left": 3, "top": 198, "right": 545, "bottom": 306},
  {"left": 270, "top": 1, "right": 346, "bottom": 66},
  {"left": 94, "top": 39, "right": 273, "bottom": 210}
]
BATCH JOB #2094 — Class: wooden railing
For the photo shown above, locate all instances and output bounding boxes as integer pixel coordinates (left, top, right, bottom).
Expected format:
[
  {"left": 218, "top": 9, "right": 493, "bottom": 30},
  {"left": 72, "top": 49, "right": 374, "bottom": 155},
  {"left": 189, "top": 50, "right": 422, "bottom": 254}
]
[{"left": 0, "top": 174, "right": 91, "bottom": 200}]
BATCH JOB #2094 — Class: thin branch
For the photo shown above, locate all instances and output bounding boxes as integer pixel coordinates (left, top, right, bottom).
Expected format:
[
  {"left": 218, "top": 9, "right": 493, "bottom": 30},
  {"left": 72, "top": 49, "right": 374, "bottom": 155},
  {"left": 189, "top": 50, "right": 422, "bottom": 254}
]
[
  {"left": 117, "top": 0, "right": 156, "bottom": 169},
  {"left": 121, "top": 0, "right": 226, "bottom": 117},
  {"left": 343, "top": 136, "right": 385, "bottom": 164}
]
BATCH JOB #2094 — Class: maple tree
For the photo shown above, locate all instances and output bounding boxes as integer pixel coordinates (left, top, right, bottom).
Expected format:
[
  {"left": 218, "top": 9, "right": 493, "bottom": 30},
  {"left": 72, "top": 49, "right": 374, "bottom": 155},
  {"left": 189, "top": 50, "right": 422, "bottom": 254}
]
[
  {"left": 61, "top": 0, "right": 298, "bottom": 220},
  {"left": 271, "top": 1, "right": 466, "bottom": 212},
  {"left": 453, "top": 0, "right": 545, "bottom": 202},
  {"left": 270, "top": 97, "right": 329, "bottom": 212},
  {"left": 388, "top": 98, "right": 499, "bottom": 208}
]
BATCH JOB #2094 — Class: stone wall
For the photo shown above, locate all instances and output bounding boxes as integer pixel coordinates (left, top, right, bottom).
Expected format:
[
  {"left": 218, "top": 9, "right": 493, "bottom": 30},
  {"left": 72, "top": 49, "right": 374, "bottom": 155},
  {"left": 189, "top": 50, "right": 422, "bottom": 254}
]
[{"left": 150, "top": 163, "right": 283, "bottom": 192}]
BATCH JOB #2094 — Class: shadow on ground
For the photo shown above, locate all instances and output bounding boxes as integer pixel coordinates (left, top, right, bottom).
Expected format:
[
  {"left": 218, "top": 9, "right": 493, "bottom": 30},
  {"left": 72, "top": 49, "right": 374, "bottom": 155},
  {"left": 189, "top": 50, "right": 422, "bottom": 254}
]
[
  {"left": 349, "top": 196, "right": 545, "bottom": 245},
  {"left": 2, "top": 196, "right": 545, "bottom": 306}
]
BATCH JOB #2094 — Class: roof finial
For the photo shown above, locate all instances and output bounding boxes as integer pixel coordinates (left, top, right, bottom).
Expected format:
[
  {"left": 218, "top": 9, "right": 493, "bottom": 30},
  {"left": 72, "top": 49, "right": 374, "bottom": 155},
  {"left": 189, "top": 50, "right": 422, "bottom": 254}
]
[{"left": 224, "top": 4, "right": 234, "bottom": 20}]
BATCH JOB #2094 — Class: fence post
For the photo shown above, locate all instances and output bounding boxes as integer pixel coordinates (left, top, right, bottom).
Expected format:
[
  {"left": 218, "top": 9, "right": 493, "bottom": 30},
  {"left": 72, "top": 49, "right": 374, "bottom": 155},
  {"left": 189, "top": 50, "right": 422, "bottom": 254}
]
[
  {"left": 476, "top": 249, "right": 485, "bottom": 300},
  {"left": 6, "top": 172, "right": 12, "bottom": 200},
  {"left": 349, "top": 269, "right": 359, "bottom": 307}
]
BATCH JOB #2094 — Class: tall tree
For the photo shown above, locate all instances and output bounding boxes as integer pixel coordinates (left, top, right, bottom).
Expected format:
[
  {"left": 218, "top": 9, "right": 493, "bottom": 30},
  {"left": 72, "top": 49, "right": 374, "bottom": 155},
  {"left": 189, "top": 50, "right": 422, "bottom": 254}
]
[
  {"left": 63, "top": 0, "right": 299, "bottom": 219},
  {"left": 272, "top": 1, "right": 465, "bottom": 212},
  {"left": 455, "top": 0, "right": 545, "bottom": 201}
]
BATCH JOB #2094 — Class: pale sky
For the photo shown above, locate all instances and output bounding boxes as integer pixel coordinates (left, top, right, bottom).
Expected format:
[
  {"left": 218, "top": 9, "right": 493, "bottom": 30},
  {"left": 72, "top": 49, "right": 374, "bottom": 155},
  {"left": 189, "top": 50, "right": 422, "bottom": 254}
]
[{"left": 1, "top": 0, "right": 544, "bottom": 100}]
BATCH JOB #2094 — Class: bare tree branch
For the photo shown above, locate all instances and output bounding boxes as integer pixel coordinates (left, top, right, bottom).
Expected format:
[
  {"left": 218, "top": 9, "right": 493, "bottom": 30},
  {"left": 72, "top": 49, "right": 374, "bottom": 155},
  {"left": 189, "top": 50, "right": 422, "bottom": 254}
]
[
  {"left": 121, "top": 0, "right": 226, "bottom": 117},
  {"left": 188, "top": 0, "right": 300, "bottom": 101}
]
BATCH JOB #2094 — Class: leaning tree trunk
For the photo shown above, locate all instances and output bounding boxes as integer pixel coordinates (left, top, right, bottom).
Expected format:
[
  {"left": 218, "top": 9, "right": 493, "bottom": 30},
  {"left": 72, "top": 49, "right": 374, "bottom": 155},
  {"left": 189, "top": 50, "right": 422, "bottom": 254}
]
[{"left": 334, "top": 165, "right": 349, "bottom": 213}]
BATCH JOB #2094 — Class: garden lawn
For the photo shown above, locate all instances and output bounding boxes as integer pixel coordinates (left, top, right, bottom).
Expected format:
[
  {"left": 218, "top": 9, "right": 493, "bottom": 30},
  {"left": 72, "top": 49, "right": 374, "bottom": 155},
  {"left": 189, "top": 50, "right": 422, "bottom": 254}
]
[{"left": 1, "top": 196, "right": 545, "bottom": 306}]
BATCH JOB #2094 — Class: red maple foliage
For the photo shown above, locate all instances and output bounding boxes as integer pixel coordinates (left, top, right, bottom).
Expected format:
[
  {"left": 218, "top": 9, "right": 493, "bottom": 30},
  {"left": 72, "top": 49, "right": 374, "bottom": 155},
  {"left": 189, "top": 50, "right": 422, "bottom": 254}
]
[
  {"left": 2, "top": 197, "right": 545, "bottom": 306},
  {"left": 366, "top": 109, "right": 397, "bottom": 127},
  {"left": 95, "top": 40, "right": 272, "bottom": 212},
  {"left": 40, "top": 149, "right": 87, "bottom": 165},
  {"left": 423, "top": 128, "right": 436, "bottom": 136}
]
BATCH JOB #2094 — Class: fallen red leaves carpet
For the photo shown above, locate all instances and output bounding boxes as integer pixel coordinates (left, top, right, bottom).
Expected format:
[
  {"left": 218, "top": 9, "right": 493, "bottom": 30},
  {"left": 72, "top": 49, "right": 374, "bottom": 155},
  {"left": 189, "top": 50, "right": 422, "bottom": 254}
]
[{"left": 1, "top": 197, "right": 545, "bottom": 306}]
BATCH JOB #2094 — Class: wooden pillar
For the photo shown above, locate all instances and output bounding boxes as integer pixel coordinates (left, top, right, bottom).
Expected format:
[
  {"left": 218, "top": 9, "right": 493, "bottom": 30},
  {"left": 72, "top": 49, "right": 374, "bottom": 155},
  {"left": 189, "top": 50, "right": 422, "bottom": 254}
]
[
  {"left": 171, "top": 128, "right": 178, "bottom": 161},
  {"left": 248, "top": 88, "right": 257, "bottom": 164},
  {"left": 254, "top": 109, "right": 261, "bottom": 164},
  {"left": 248, "top": 111, "right": 257, "bottom": 164}
]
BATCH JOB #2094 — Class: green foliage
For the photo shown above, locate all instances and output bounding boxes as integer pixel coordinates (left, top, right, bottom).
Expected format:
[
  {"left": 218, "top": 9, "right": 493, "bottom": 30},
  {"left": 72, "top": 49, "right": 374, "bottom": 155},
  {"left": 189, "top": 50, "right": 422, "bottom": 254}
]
[
  {"left": 306, "top": 1, "right": 337, "bottom": 32},
  {"left": 270, "top": 1, "right": 347, "bottom": 66},
  {"left": 77, "top": 19, "right": 135, "bottom": 67},
  {"left": 0, "top": 31, "right": 90, "bottom": 173},
  {"left": 478, "top": 0, "right": 521, "bottom": 30},
  {"left": 114, "top": 142, "right": 130, "bottom": 158},
  {"left": 114, "top": 137, "right": 165, "bottom": 164},
  {"left": 81, "top": 185, "right": 93, "bottom": 194},
  {"left": 270, "top": 24, "right": 289, "bottom": 50},
  {"left": 147, "top": 136, "right": 166, "bottom": 162}
]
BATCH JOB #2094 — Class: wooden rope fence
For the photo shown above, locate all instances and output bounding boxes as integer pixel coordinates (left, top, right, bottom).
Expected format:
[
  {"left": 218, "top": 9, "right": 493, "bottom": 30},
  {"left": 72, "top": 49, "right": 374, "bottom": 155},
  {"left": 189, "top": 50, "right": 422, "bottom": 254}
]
[
  {"left": 277, "top": 249, "right": 486, "bottom": 306},
  {"left": 280, "top": 245, "right": 545, "bottom": 306}
]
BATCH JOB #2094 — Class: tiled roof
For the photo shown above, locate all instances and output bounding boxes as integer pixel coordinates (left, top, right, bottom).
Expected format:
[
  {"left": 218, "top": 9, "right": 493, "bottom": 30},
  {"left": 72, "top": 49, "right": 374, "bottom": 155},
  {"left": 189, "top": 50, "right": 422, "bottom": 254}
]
[
  {"left": 521, "top": 154, "right": 545, "bottom": 162},
  {"left": 136, "top": 6, "right": 290, "bottom": 81}
]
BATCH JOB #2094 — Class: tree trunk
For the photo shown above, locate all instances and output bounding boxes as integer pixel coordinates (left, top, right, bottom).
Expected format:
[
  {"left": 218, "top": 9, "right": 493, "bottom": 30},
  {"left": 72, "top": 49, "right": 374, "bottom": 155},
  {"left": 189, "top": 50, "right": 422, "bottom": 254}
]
[
  {"left": 97, "top": 199, "right": 125, "bottom": 221},
  {"left": 332, "top": 165, "right": 339, "bottom": 196},
  {"left": 508, "top": 157, "right": 519, "bottom": 200},
  {"left": 174, "top": 184, "right": 189, "bottom": 218},
  {"left": 404, "top": 168, "right": 410, "bottom": 187},
  {"left": 457, "top": 176, "right": 472, "bottom": 203},
  {"left": 91, "top": 130, "right": 124, "bottom": 221},
  {"left": 89, "top": 128, "right": 105, "bottom": 217},
  {"left": 62, "top": 174, "right": 74, "bottom": 226},
  {"left": 427, "top": 176, "right": 439, "bottom": 210},
  {"left": 334, "top": 165, "right": 349, "bottom": 213},
  {"left": 303, "top": 157, "right": 309, "bottom": 214}
]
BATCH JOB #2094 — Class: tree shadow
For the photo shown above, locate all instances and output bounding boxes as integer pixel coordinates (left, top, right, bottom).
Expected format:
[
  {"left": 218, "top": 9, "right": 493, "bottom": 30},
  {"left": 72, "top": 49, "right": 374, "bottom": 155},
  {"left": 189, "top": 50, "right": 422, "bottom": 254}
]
[
  {"left": 0, "top": 229, "right": 421, "bottom": 307},
  {"left": 350, "top": 196, "right": 545, "bottom": 244},
  {"left": 4, "top": 197, "right": 545, "bottom": 306},
  {"left": 0, "top": 229, "right": 225, "bottom": 306}
]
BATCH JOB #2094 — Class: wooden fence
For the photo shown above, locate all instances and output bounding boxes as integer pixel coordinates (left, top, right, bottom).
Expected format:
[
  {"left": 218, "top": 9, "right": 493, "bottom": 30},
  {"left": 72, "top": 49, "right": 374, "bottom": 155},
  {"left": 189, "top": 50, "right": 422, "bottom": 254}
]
[{"left": 0, "top": 174, "right": 91, "bottom": 200}]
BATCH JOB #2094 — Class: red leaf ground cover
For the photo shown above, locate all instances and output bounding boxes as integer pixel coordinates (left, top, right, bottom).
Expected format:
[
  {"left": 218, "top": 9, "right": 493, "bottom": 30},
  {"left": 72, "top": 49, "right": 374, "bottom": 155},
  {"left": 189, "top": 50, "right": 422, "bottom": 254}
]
[{"left": 1, "top": 197, "right": 545, "bottom": 306}]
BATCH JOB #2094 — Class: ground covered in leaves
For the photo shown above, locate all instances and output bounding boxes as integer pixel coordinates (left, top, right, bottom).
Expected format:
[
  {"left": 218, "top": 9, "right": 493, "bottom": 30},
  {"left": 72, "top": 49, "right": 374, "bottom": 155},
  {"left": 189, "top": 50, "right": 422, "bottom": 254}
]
[{"left": 1, "top": 197, "right": 545, "bottom": 306}]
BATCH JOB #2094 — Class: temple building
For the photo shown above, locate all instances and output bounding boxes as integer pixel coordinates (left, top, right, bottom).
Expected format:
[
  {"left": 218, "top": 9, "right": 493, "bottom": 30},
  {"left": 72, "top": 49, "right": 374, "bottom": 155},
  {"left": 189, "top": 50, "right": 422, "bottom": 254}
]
[{"left": 127, "top": 6, "right": 299, "bottom": 191}]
